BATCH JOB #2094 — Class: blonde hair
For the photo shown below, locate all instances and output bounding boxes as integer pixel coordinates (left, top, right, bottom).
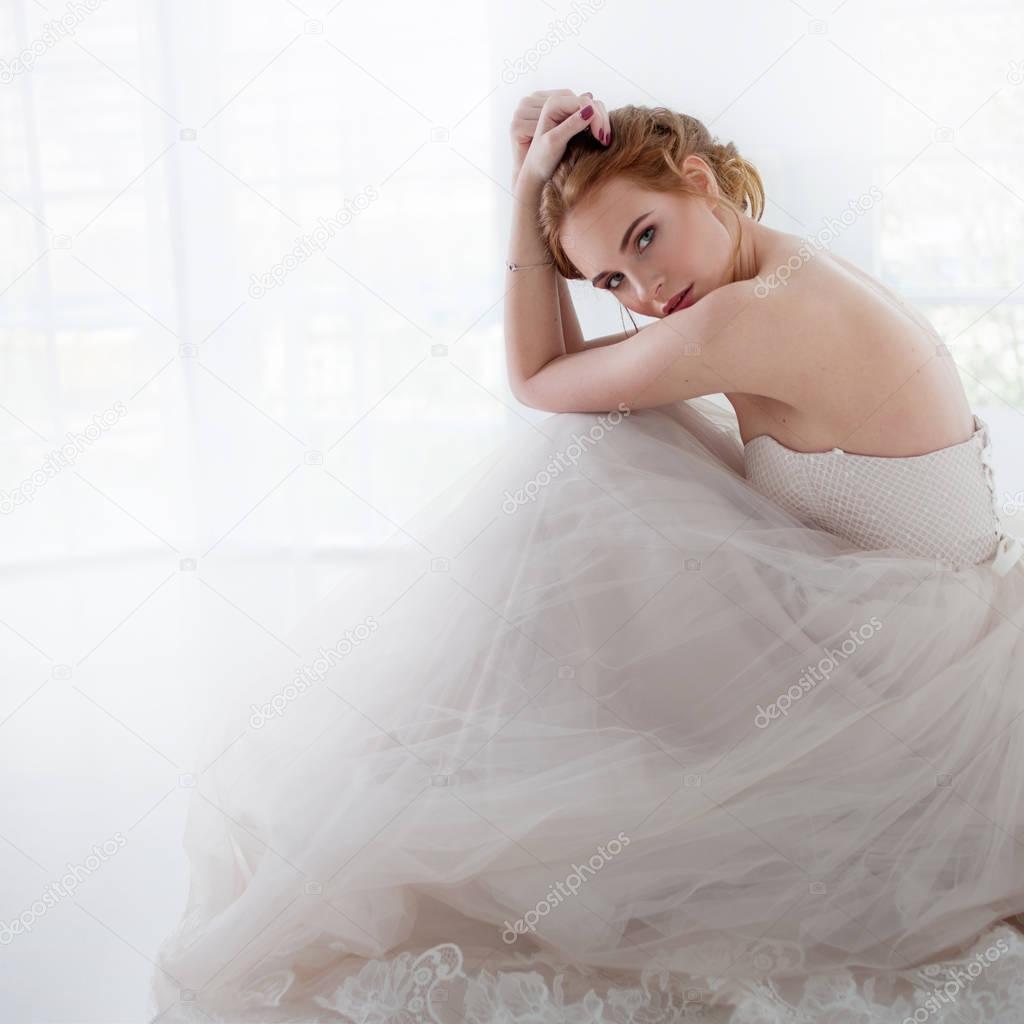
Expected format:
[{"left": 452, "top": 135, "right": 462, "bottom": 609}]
[{"left": 538, "top": 104, "right": 765, "bottom": 329}]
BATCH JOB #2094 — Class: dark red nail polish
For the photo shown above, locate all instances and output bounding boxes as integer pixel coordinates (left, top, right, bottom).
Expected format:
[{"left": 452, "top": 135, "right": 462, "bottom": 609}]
[{"left": 580, "top": 104, "right": 593, "bottom": 120}]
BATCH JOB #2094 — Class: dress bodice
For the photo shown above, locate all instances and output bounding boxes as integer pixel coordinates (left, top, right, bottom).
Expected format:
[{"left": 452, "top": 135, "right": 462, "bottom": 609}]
[{"left": 743, "top": 413, "right": 1023, "bottom": 575}]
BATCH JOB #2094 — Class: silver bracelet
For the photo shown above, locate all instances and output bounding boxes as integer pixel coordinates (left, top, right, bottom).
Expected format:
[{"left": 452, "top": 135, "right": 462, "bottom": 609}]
[{"left": 506, "top": 260, "right": 554, "bottom": 271}]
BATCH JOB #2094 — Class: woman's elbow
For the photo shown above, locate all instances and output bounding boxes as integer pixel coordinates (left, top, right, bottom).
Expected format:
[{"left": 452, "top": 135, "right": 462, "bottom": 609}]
[
  {"left": 514, "top": 381, "right": 619, "bottom": 415},
  {"left": 510, "top": 381, "right": 564, "bottom": 413},
  {"left": 511, "top": 377, "right": 541, "bottom": 409}
]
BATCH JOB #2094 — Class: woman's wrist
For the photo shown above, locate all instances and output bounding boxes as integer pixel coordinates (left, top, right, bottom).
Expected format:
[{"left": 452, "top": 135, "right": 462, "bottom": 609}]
[
  {"left": 508, "top": 174, "right": 552, "bottom": 269},
  {"left": 513, "top": 170, "right": 545, "bottom": 204}
]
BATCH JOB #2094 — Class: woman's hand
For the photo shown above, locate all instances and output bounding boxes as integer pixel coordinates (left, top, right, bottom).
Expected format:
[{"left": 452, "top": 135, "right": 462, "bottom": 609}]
[{"left": 510, "top": 90, "right": 611, "bottom": 190}]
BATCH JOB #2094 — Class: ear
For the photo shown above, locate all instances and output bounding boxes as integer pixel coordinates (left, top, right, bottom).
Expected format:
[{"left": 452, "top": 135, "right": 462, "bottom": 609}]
[{"left": 681, "top": 154, "right": 720, "bottom": 203}]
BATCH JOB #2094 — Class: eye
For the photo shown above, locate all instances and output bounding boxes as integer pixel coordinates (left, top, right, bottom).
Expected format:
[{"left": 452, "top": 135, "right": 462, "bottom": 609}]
[{"left": 606, "top": 225, "right": 655, "bottom": 290}]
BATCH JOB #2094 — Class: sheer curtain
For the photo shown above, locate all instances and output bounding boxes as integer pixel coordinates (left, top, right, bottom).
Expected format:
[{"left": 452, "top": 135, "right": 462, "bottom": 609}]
[{"left": 1, "top": 0, "right": 1023, "bottom": 1018}]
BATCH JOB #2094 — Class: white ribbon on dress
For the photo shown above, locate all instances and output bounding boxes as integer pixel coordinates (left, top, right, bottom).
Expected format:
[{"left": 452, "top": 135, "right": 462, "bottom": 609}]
[
  {"left": 991, "top": 531, "right": 1024, "bottom": 576},
  {"left": 976, "top": 416, "right": 1024, "bottom": 576}
]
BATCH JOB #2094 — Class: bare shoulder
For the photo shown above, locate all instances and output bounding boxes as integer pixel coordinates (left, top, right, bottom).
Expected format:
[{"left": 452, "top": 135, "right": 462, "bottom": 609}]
[{"left": 685, "top": 246, "right": 840, "bottom": 409}]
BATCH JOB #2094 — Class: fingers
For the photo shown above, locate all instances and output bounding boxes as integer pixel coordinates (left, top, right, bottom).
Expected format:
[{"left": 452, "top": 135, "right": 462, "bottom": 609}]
[
  {"left": 562, "top": 99, "right": 600, "bottom": 144},
  {"left": 517, "top": 88, "right": 574, "bottom": 116},
  {"left": 581, "top": 96, "right": 601, "bottom": 144},
  {"left": 516, "top": 89, "right": 599, "bottom": 125},
  {"left": 511, "top": 89, "right": 574, "bottom": 141},
  {"left": 536, "top": 92, "right": 577, "bottom": 135},
  {"left": 592, "top": 98, "right": 611, "bottom": 146},
  {"left": 568, "top": 91, "right": 599, "bottom": 144},
  {"left": 572, "top": 93, "right": 610, "bottom": 146},
  {"left": 521, "top": 89, "right": 589, "bottom": 118},
  {"left": 513, "top": 89, "right": 611, "bottom": 150},
  {"left": 567, "top": 91, "right": 610, "bottom": 147}
]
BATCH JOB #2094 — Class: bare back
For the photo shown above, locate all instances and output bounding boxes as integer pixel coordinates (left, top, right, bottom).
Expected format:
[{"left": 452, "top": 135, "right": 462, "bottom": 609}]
[{"left": 726, "top": 231, "right": 975, "bottom": 457}]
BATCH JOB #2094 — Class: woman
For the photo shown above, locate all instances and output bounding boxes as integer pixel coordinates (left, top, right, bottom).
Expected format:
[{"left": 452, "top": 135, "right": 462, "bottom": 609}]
[
  {"left": 509, "top": 91, "right": 983, "bottom": 466},
  {"left": 150, "top": 93, "right": 1024, "bottom": 1022}
]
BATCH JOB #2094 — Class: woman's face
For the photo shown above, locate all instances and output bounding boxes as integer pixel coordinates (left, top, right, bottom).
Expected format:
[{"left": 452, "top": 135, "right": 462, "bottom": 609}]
[{"left": 560, "top": 158, "right": 737, "bottom": 319}]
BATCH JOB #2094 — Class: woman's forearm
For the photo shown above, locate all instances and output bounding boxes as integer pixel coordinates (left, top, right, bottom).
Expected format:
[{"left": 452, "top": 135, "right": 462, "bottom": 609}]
[
  {"left": 504, "top": 177, "right": 565, "bottom": 396},
  {"left": 504, "top": 175, "right": 633, "bottom": 388},
  {"left": 510, "top": 160, "right": 584, "bottom": 355}
]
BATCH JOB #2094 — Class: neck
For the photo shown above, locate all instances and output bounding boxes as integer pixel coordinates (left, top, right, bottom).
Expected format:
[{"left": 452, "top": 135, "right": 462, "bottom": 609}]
[{"left": 728, "top": 212, "right": 765, "bottom": 285}]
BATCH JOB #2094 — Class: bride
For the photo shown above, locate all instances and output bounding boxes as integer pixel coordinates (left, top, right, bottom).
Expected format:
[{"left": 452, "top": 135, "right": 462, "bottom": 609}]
[{"left": 149, "top": 91, "right": 1024, "bottom": 1022}]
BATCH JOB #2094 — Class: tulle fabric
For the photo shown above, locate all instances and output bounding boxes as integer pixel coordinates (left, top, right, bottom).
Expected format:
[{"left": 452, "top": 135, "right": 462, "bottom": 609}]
[{"left": 150, "top": 397, "right": 1024, "bottom": 1022}]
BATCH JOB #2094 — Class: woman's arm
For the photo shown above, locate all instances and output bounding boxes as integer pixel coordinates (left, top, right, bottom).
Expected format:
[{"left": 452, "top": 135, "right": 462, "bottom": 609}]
[
  {"left": 504, "top": 175, "right": 566, "bottom": 399},
  {"left": 505, "top": 90, "right": 623, "bottom": 389},
  {"left": 515, "top": 276, "right": 798, "bottom": 414},
  {"left": 508, "top": 88, "right": 615, "bottom": 360},
  {"left": 505, "top": 175, "right": 637, "bottom": 399}
]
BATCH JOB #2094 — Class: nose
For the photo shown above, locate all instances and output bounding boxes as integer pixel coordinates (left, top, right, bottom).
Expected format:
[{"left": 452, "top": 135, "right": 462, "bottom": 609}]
[{"left": 637, "top": 274, "right": 663, "bottom": 309}]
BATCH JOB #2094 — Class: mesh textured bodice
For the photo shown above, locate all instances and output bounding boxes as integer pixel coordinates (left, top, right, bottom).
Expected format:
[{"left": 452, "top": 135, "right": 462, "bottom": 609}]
[{"left": 743, "top": 413, "right": 1023, "bottom": 575}]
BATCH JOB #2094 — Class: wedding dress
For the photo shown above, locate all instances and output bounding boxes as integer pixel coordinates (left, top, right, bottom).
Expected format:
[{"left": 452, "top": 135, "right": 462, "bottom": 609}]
[{"left": 149, "top": 396, "right": 1024, "bottom": 1023}]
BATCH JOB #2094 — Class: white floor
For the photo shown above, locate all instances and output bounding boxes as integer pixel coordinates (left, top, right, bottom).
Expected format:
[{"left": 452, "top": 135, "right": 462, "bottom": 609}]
[{"left": 0, "top": 549, "right": 362, "bottom": 1022}]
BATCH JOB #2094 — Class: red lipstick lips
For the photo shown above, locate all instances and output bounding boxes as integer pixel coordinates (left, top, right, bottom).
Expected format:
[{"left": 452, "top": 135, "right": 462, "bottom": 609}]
[{"left": 664, "top": 284, "right": 693, "bottom": 316}]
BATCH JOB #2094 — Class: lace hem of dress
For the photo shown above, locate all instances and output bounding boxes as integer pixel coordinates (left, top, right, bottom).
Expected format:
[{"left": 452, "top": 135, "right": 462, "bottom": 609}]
[{"left": 156, "top": 922, "right": 1024, "bottom": 1023}]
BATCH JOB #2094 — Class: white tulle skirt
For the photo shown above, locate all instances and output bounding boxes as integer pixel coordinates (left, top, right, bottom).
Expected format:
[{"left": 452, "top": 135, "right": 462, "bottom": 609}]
[{"left": 150, "top": 398, "right": 1024, "bottom": 1023}]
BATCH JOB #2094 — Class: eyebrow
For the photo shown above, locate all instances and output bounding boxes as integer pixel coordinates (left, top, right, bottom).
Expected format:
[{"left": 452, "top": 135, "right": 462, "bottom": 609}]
[{"left": 590, "top": 209, "right": 654, "bottom": 287}]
